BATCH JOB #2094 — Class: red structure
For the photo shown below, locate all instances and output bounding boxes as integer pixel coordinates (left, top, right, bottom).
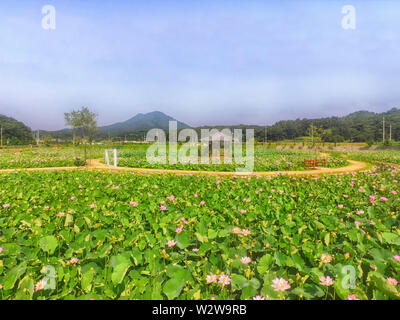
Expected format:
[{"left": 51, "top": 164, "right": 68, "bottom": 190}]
[{"left": 304, "top": 159, "right": 327, "bottom": 168}]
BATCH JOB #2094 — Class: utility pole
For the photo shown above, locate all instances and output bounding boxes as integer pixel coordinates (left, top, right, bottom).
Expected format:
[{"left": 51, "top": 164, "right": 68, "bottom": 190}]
[
  {"left": 389, "top": 123, "right": 392, "bottom": 141},
  {"left": 265, "top": 127, "right": 267, "bottom": 144},
  {"left": 383, "top": 117, "right": 385, "bottom": 144},
  {"left": 311, "top": 123, "right": 314, "bottom": 146},
  {"left": 0, "top": 126, "right": 2, "bottom": 147},
  {"left": 36, "top": 130, "right": 40, "bottom": 146}
]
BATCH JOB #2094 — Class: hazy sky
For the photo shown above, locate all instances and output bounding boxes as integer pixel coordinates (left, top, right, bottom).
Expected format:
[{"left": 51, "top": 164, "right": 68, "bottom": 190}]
[{"left": 0, "top": 0, "right": 399, "bottom": 130}]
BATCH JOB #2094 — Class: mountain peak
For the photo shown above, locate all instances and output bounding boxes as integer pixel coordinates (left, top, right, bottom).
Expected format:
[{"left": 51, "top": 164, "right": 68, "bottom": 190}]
[{"left": 99, "top": 111, "right": 190, "bottom": 134}]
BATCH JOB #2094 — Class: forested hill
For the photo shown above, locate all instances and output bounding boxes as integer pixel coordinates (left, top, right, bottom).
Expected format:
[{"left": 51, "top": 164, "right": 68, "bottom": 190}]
[
  {"left": 261, "top": 108, "right": 400, "bottom": 142},
  {"left": 0, "top": 114, "right": 34, "bottom": 145},
  {"left": 2, "top": 108, "right": 400, "bottom": 144}
]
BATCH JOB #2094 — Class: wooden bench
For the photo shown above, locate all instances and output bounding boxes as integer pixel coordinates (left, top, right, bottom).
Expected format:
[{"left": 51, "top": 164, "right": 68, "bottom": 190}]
[{"left": 304, "top": 159, "right": 327, "bottom": 168}]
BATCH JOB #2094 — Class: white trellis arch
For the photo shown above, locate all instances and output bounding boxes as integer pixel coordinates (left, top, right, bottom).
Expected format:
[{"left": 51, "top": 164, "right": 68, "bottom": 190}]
[{"left": 105, "top": 149, "right": 118, "bottom": 167}]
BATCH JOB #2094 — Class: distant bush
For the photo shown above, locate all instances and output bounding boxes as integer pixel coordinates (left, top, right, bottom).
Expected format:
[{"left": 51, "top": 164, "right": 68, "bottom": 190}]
[{"left": 74, "top": 157, "right": 86, "bottom": 167}]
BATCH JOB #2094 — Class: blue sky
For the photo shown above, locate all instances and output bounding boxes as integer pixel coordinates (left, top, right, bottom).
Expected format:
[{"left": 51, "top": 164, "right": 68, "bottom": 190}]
[{"left": 0, "top": 0, "right": 399, "bottom": 130}]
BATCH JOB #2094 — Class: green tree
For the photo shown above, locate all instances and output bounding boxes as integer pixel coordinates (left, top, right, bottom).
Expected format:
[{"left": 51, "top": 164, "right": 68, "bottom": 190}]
[
  {"left": 64, "top": 107, "right": 98, "bottom": 163},
  {"left": 43, "top": 135, "right": 52, "bottom": 146}
]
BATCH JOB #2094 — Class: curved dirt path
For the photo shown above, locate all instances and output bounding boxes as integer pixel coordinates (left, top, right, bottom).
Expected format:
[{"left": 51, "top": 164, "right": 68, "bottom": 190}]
[
  {"left": 87, "top": 158, "right": 369, "bottom": 176},
  {"left": 0, "top": 157, "right": 369, "bottom": 177}
]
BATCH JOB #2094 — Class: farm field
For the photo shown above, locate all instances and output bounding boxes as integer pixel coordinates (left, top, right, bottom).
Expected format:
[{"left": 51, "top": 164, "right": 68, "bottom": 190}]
[
  {"left": 0, "top": 147, "right": 98, "bottom": 169},
  {"left": 0, "top": 161, "right": 399, "bottom": 300},
  {"left": 338, "top": 149, "right": 400, "bottom": 167},
  {"left": 0, "top": 146, "right": 348, "bottom": 172},
  {"left": 112, "top": 147, "right": 348, "bottom": 172}
]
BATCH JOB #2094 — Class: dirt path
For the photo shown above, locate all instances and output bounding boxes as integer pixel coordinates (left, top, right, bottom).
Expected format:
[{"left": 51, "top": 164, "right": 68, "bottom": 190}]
[
  {"left": 88, "top": 158, "right": 369, "bottom": 176},
  {"left": 0, "top": 157, "right": 369, "bottom": 177}
]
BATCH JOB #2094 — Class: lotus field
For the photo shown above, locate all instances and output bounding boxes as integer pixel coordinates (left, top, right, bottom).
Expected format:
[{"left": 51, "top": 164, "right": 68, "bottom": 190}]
[
  {"left": 115, "top": 148, "right": 348, "bottom": 171},
  {"left": 0, "top": 160, "right": 399, "bottom": 300}
]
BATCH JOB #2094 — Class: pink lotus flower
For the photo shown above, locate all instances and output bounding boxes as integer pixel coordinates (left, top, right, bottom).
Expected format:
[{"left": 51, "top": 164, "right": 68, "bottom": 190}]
[
  {"left": 206, "top": 274, "right": 217, "bottom": 284},
  {"left": 354, "top": 221, "right": 361, "bottom": 225},
  {"left": 57, "top": 212, "right": 65, "bottom": 217},
  {"left": 69, "top": 257, "right": 79, "bottom": 264},
  {"left": 70, "top": 196, "right": 76, "bottom": 200},
  {"left": 129, "top": 201, "right": 138, "bottom": 207},
  {"left": 271, "top": 278, "right": 291, "bottom": 292},
  {"left": 194, "top": 194, "right": 198, "bottom": 198},
  {"left": 176, "top": 227, "right": 183, "bottom": 234},
  {"left": 218, "top": 273, "right": 231, "bottom": 286},
  {"left": 387, "top": 277, "right": 398, "bottom": 286},
  {"left": 394, "top": 255, "right": 400, "bottom": 262},
  {"left": 321, "top": 254, "right": 332, "bottom": 264},
  {"left": 44, "top": 206, "right": 50, "bottom": 210},
  {"left": 167, "top": 195, "right": 175, "bottom": 201},
  {"left": 240, "top": 209, "right": 247, "bottom": 214},
  {"left": 319, "top": 276, "right": 334, "bottom": 286},
  {"left": 356, "top": 210, "right": 364, "bottom": 215},
  {"left": 160, "top": 205, "right": 167, "bottom": 211},
  {"left": 241, "top": 257, "right": 251, "bottom": 264},
  {"left": 232, "top": 227, "right": 241, "bottom": 234},
  {"left": 338, "top": 204, "right": 344, "bottom": 208},
  {"left": 34, "top": 279, "right": 47, "bottom": 292},
  {"left": 2, "top": 204, "right": 10, "bottom": 208},
  {"left": 380, "top": 197, "right": 388, "bottom": 201},
  {"left": 253, "top": 295, "right": 265, "bottom": 300},
  {"left": 392, "top": 190, "right": 398, "bottom": 195},
  {"left": 199, "top": 201, "right": 205, "bottom": 206},
  {"left": 347, "top": 294, "right": 359, "bottom": 300},
  {"left": 242, "top": 229, "right": 251, "bottom": 236},
  {"left": 167, "top": 240, "right": 176, "bottom": 248},
  {"left": 192, "top": 248, "right": 199, "bottom": 252},
  {"left": 0, "top": 247, "right": 3, "bottom": 253},
  {"left": 90, "top": 204, "right": 96, "bottom": 208},
  {"left": 113, "top": 186, "right": 120, "bottom": 190}
]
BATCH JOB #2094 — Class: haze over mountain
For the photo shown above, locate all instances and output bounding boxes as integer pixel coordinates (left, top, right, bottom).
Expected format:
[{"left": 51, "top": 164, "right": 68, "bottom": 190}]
[
  {"left": 39, "top": 111, "right": 190, "bottom": 140},
  {"left": 99, "top": 111, "right": 190, "bottom": 134},
  {"left": 1, "top": 108, "right": 399, "bottom": 144}
]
